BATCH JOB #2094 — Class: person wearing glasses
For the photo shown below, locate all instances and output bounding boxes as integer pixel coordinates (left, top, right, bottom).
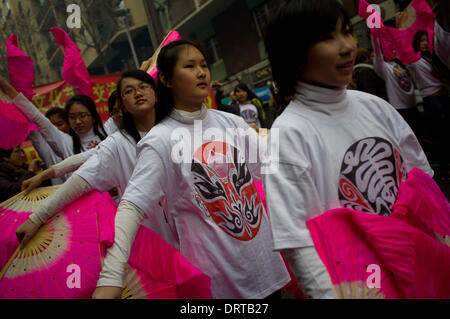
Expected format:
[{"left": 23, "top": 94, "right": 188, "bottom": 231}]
[{"left": 0, "top": 76, "right": 107, "bottom": 160}]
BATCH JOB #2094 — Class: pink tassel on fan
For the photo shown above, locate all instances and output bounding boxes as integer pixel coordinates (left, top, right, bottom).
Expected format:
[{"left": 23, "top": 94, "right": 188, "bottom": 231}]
[
  {"left": 146, "top": 31, "right": 182, "bottom": 83},
  {"left": 51, "top": 27, "right": 94, "bottom": 99}
]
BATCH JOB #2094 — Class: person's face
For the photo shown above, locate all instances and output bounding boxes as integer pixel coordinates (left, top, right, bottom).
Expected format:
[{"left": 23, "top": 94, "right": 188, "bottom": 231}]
[
  {"left": 301, "top": 16, "right": 357, "bottom": 88},
  {"left": 5, "top": 147, "right": 25, "bottom": 167},
  {"left": 49, "top": 114, "right": 70, "bottom": 134},
  {"left": 163, "top": 45, "right": 211, "bottom": 108},
  {"left": 419, "top": 34, "right": 429, "bottom": 52},
  {"left": 234, "top": 88, "right": 249, "bottom": 104},
  {"left": 120, "top": 77, "right": 156, "bottom": 118},
  {"left": 67, "top": 103, "right": 94, "bottom": 135}
]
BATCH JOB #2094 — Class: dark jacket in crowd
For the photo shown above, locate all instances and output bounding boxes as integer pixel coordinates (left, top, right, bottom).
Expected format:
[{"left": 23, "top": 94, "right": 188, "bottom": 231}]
[{"left": 0, "top": 162, "right": 35, "bottom": 203}]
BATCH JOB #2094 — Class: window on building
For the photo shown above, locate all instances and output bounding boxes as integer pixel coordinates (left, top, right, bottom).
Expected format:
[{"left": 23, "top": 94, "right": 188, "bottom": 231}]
[
  {"left": 252, "top": 0, "right": 276, "bottom": 39},
  {"left": 206, "top": 37, "right": 221, "bottom": 64}
]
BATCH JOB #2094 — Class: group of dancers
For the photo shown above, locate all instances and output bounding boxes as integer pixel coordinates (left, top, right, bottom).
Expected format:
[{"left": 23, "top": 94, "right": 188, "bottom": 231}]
[{"left": 0, "top": 0, "right": 448, "bottom": 299}]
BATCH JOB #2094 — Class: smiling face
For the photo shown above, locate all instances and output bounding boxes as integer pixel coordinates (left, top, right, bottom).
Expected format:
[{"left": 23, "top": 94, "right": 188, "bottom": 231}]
[
  {"left": 67, "top": 103, "right": 94, "bottom": 135},
  {"left": 301, "top": 16, "right": 357, "bottom": 88},
  {"left": 163, "top": 45, "right": 211, "bottom": 110},
  {"left": 120, "top": 77, "right": 157, "bottom": 117}
]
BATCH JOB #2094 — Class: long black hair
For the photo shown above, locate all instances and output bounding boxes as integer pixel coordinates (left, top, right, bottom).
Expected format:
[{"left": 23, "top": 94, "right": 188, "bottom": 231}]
[
  {"left": 116, "top": 70, "right": 157, "bottom": 144},
  {"left": 264, "top": 0, "right": 351, "bottom": 100},
  {"left": 156, "top": 40, "right": 210, "bottom": 125},
  {"left": 65, "top": 95, "right": 107, "bottom": 154}
]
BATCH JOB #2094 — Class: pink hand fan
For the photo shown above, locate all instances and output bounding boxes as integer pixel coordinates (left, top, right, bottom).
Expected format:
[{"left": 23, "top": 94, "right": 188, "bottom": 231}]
[
  {"left": 0, "top": 189, "right": 117, "bottom": 299},
  {"left": 126, "top": 225, "right": 212, "bottom": 299},
  {"left": 0, "top": 99, "right": 39, "bottom": 150}
]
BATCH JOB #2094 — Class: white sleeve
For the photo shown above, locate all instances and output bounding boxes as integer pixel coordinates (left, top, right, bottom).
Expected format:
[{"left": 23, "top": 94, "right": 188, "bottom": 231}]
[
  {"left": 13, "top": 93, "right": 73, "bottom": 159},
  {"left": 382, "top": 100, "right": 434, "bottom": 176},
  {"left": 52, "top": 153, "right": 88, "bottom": 177},
  {"left": 104, "top": 117, "right": 119, "bottom": 135},
  {"left": 28, "top": 174, "right": 92, "bottom": 227},
  {"left": 120, "top": 144, "right": 165, "bottom": 215},
  {"left": 97, "top": 200, "right": 144, "bottom": 287},
  {"left": 283, "top": 247, "right": 336, "bottom": 299},
  {"left": 28, "top": 131, "right": 61, "bottom": 168},
  {"left": 264, "top": 162, "right": 323, "bottom": 250}
]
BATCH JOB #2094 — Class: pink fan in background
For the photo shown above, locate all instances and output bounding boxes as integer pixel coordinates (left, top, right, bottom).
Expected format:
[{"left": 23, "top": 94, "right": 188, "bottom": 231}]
[
  {"left": 6, "top": 34, "right": 36, "bottom": 101},
  {"left": 51, "top": 27, "right": 94, "bottom": 99},
  {"left": 146, "top": 31, "right": 182, "bottom": 83},
  {"left": 0, "top": 100, "right": 39, "bottom": 150}
]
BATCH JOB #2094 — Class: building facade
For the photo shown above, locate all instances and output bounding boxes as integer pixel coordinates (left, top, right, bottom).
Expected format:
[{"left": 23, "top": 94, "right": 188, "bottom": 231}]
[{"left": 0, "top": 0, "right": 402, "bottom": 88}]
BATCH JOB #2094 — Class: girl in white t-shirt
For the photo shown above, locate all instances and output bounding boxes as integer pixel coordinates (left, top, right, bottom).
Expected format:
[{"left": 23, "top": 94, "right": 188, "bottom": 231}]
[
  {"left": 15, "top": 70, "right": 177, "bottom": 248},
  {"left": 234, "top": 82, "right": 265, "bottom": 129},
  {"left": 92, "top": 40, "right": 290, "bottom": 299},
  {"left": 263, "top": 0, "right": 432, "bottom": 298},
  {"left": 0, "top": 76, "right": 107, "bottom": 160}
]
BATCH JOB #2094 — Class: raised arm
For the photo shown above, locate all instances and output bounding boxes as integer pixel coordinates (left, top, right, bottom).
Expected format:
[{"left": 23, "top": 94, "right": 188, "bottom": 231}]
[{"left": 371, "top": 36, "right": 387, "bottom": 80}]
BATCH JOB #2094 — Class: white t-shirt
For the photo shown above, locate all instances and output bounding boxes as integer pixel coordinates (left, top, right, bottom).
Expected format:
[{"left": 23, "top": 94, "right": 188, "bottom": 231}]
[
  {"left": 28, "top": 131, "right": 69, "bottom": 185},
  {"left": 264, "top": 81, "right": 433, "bottom": 251},
  {"left": 13, "top": 93, "right": 104, "bottom": 158},
  {"left": 435, "top": 21, "right": 450, "bottom": 71},
  {"left": 239, "top": 103, "right": 261, "bottom": 128},
  {"left": 75, "top": 130, "right": 174, "bottom": 247},
  {"left": 121, "top": 106, "right": 290, "bottom": 298},
  {"left": 372, "top": 39, "right": 416, "bottom": 109},
  {"left": 406, "top": 58, "right": 447, "bottom": 97}
]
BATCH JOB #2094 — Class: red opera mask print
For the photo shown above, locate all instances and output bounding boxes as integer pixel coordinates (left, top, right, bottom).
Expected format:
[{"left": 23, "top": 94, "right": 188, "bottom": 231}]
[{"left": 191, "top": 141, "right": 263, "bottom": 241}]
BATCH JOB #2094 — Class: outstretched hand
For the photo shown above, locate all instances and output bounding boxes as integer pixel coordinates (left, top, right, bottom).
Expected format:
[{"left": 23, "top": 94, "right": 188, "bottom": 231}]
[
  {"left": 16, "top": 219, "right": 39, "bottom": 249},
  {"left": 92, "top": 286, "right": 123, "bottom": 299},
  {"left": 22, "top": 174, "right": 44, "bottom": 195}
]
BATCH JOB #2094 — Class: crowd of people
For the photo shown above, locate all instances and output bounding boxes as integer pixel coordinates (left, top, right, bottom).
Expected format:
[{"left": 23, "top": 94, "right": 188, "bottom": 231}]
[{"left": 0, "top": 0, "right": 448, "bottom": 299}]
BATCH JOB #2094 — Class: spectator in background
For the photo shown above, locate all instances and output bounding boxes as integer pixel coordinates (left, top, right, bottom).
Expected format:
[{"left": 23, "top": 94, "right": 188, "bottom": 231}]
[
  {"left": 211, "top": 80, "right": 240, "bottom": 116},
  {"left": 45, "top": 107, "right": 70, "bottom": 134},
  {"left": 371, "top": 36, "right": 423, "bottom": 139},
  {"left": 234, "top": 82, "right": 266, "bottom": 130},
  {"left": 350, "top": 48, "right": 388, "bottom": 101},
  {"left": 0, "top": 146, "right": 42, "bottom": 202}
]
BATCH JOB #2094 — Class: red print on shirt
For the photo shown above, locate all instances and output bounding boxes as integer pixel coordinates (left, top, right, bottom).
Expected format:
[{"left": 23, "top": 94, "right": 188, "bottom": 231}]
[{"left": 191, "top": 141, "right": 263, "bottom": 241}]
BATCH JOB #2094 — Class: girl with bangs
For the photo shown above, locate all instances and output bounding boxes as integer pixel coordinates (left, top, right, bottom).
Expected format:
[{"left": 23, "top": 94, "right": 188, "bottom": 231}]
[{"left": 263, "top": 0, "right": 432, "bottom": 298}]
